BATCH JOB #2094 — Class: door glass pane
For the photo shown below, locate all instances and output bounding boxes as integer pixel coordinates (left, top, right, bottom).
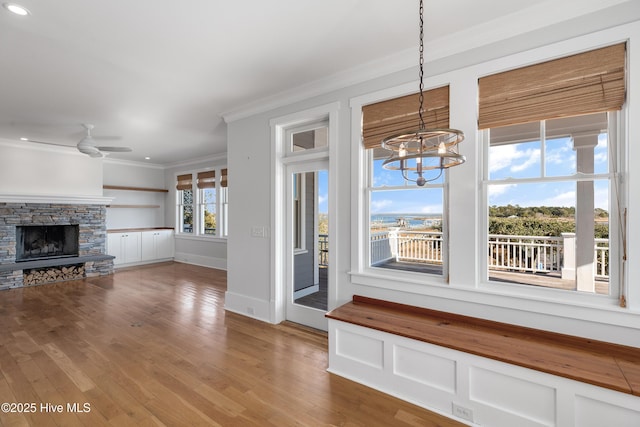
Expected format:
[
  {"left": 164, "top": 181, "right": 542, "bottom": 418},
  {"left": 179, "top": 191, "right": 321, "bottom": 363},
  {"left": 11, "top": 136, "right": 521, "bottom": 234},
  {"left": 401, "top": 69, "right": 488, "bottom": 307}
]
[{"left": 293, "top": 169, "right": 328, "bottom": 311}]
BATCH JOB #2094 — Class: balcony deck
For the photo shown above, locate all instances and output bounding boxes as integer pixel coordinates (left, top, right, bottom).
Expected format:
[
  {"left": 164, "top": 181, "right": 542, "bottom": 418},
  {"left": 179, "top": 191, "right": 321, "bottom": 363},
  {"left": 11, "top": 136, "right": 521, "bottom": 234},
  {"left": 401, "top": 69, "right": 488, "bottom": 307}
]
[
  {"left": 295, "top": 249, "right": 610, "bottom": 313},
  {"left": 376, "top": 260, "right": 610, "bottom": 295}
]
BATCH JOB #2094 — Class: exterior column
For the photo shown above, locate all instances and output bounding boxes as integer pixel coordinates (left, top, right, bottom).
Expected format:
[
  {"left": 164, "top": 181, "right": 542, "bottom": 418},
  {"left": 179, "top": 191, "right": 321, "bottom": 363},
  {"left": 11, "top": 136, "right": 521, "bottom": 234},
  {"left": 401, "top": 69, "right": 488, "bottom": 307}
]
[
  {"left": 573, "top": 133, "right": 598, "bottom": 292},
  {"left": 389, "top": 228, "right": 400, "bottom": 261},
  {"left": 561, "top": 233, "right": 576, "bottom": 281}
]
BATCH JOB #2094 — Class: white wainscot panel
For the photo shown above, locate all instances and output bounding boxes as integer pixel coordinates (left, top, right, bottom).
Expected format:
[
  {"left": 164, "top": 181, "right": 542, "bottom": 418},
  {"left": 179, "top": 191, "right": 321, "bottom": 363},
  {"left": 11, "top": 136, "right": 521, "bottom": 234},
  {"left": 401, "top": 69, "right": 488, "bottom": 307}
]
[
  {"left": 336, "top": 328, "right": 384, "bottom": 369},
  {"left": 575, "top": 394, "right": 640, "bottom": 427},
  {"left": 470, "top": 366, "right": 556, "bottom": 427},
  {"left": 393, "top": 343, "right": 456, "bottom": 394}
]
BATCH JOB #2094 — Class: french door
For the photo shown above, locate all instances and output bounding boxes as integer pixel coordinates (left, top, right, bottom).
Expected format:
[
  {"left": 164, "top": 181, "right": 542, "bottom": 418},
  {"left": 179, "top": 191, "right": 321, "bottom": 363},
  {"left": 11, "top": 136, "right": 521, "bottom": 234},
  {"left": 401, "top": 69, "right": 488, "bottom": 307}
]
[{"left": 285, "top": 160, "right": 329, "bottom": 330}]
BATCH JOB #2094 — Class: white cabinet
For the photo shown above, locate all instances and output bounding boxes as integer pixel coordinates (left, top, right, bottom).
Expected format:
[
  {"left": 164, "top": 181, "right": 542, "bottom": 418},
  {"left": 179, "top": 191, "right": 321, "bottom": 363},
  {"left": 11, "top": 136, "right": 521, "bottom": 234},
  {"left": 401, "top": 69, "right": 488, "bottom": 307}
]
[
  {"left": 107, "top": 232, "right": 142, "bottom": 265},
  {"left": 141, "top": 230, "right": 174, "bottom": 261},
  {"left": 108, "top": 229, "right": 174, "bottom": 267}
]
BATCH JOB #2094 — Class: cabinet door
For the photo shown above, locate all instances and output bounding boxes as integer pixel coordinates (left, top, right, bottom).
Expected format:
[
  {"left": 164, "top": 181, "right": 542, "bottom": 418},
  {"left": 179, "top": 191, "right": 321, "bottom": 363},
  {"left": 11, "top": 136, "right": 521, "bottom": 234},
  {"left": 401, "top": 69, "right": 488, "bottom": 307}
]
[
  {"left": 155, "top": 230, "right": 174, "bottom": 259},
  {"left": 140, "top": 231, "right": 156, "bottom": 261},
  {"left": 123, "top": 232, "right": 142, "bottom": 263},
  {"left": 107, "top": 233, "right": 123, "bottom": 265}
]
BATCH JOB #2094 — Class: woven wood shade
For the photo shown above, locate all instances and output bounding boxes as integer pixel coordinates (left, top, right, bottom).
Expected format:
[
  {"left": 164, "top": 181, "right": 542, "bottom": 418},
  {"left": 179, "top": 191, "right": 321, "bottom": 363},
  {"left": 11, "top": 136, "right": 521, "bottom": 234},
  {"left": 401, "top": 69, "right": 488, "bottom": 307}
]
[
  {"left": 221, "top": 168, "right": 228, "bottom": 188},
  {"left": 478, "top": 43, "right": 626, "bottom": 129},
  {"left": 176, "top": 173, "right": 193, "bottom": 191},
  {"left": 197, "top": 171, "right": 216, "bottom": 189},
  {"left": 362, "top": 85, "right": 450, "bottom": 149}
]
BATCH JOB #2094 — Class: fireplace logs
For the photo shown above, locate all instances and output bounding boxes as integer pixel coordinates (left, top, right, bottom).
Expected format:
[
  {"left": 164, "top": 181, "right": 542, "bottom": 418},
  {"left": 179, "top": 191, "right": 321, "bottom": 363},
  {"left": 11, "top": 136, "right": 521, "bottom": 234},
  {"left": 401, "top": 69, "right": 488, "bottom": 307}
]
[{"left": 23, "top": 264, "right": 85, "bottom": 286}]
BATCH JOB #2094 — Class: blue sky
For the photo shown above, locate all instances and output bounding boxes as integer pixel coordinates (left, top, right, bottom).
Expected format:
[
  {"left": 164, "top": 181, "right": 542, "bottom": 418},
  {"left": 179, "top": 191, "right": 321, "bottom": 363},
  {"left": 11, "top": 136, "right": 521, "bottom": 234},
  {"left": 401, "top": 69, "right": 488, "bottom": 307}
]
[{"left": 367, "top": 134, "right": 609, "bottom": 215}]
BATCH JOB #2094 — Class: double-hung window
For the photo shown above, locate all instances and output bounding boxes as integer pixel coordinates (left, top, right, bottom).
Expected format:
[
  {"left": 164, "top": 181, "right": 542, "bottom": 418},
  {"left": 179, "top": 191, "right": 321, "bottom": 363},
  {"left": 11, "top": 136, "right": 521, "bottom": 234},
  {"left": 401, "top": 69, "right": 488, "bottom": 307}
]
[
  {"left": 362, "top": 86, "right": 451, "bottom": 278},
  {"left": 177, "top": 174, "right": 194, "bottom": 234},
  {"left": 479, "top": 43, "right": 626, "bottom": 301},
  {"left": 176, "top": 167, "right": 228, "bottom": 238}
]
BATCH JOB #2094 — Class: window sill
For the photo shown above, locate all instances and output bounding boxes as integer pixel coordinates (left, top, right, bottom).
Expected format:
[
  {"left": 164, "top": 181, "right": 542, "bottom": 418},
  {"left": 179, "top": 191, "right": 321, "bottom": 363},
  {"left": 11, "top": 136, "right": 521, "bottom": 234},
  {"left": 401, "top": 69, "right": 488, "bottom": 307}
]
[
  {"left": 175, "top": 234, "right": 227, "bottom": 243},
  {"left": 349, "top": 270, "right": 640, "bottom": 337}
]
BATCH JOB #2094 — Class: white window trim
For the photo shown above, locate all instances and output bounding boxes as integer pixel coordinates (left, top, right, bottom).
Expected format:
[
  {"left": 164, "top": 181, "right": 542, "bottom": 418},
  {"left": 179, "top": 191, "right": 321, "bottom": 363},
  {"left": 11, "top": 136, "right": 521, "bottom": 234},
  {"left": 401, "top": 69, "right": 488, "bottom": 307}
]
[
  {"left": 270, "top": 101, "right": 340, "bottom": 324},
  {"left": 175, "top": 167, "right": 228, "bottom": 240},
  {"left": 350, "top": 80, "right": 450, "bottom": 287},
  {"left": 348, "top": 23, "right": 639, "bottom": 335}
]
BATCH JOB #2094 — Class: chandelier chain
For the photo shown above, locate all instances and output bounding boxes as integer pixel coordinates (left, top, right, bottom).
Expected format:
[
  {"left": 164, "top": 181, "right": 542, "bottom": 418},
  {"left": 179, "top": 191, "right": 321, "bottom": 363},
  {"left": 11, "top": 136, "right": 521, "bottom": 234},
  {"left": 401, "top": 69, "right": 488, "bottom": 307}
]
[{"left": 418, "top": 0, "right": 425, "bottom": 130}]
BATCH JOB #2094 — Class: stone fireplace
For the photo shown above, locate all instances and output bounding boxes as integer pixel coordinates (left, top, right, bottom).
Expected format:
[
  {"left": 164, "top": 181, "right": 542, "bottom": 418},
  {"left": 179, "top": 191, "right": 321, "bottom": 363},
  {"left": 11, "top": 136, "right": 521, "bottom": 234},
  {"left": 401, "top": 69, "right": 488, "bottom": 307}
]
[
  {"left": 0, "top": 202, "right": 114, "bottom": 289},
  {"left": 16, "top": 224, "right": 80, "bottom": 262}
]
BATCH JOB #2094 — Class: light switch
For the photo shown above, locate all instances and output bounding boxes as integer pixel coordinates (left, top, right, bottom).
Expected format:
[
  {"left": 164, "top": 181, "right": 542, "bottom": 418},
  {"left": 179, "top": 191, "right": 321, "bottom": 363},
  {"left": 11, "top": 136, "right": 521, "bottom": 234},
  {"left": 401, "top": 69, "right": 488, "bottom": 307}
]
[{"left": 251, "top": 226, "right": 266, "bottom": 238}]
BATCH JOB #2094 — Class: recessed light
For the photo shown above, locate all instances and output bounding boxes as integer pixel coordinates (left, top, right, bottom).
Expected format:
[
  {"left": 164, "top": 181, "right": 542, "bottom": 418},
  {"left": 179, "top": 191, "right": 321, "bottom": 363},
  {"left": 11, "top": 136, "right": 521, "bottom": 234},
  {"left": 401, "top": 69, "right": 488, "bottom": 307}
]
[
  {"left": 20, "top": 137, "right": 29, "bottom": 141},
  {"left": 3, "top": 3, "right": 31, "bottom": 16},
  {"left": 144, "top": 157, "right": 151, "bottom": 160}
]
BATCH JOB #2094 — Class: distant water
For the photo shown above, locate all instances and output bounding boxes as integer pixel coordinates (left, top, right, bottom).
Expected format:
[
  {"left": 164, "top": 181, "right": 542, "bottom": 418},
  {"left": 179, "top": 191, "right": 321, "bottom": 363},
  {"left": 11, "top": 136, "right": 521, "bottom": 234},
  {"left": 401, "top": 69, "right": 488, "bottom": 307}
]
[{"left": 371, "top": 213, "right": 442, "bottom": 229}]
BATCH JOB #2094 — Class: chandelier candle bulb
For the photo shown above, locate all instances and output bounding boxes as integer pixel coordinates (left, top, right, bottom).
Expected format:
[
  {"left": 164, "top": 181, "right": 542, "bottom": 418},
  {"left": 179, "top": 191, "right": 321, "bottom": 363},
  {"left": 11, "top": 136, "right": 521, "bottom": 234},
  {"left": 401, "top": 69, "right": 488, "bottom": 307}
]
[{"left": 380, "top": 0, "right": 465, "bottom": 186}]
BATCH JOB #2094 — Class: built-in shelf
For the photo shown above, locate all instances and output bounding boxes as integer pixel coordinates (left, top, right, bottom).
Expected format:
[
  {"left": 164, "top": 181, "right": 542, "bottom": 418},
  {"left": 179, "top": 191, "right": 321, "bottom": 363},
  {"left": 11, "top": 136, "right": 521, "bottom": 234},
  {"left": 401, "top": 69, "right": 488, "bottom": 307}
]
[
  {"left": 106, "top": 204, "right": 161, "bottom": 208},
  {"left": 103, "top": 185, "right": 168, "bottom": 193}
]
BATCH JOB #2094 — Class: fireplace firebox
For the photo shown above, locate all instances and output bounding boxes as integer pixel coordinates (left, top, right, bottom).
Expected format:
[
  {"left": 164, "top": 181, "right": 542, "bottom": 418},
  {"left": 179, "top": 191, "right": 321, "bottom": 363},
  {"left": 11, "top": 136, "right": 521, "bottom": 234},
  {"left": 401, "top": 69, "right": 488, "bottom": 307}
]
[{"left": 15, "top": 225, "right": 80, "bottom": 262}]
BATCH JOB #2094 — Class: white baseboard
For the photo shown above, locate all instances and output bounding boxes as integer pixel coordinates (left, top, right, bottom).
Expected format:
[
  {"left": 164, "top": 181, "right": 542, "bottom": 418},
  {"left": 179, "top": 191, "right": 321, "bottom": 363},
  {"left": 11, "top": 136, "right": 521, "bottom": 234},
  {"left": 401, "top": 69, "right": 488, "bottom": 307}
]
[
  {"left": 224, "top": 291, "right": 272, "bottom": 323},
  {"left": 173, "top": 252, "right": 227, "bottom": 270}
]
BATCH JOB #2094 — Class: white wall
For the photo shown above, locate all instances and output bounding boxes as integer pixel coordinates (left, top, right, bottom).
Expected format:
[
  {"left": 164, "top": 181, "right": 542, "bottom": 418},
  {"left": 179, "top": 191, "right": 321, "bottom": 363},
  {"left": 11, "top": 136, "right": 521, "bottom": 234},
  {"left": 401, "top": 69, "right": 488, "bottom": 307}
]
[
  {"left": 226, "top": 14, "right": 640, "bottom": 347},
  {"left": 164, "top": 157, "right": 228, "bottom": 270},
  {"left": 0, "top": 140, "right": 102, "bottom": 197},
  {"left": 103, "top": 160, "right": 167, "bottom": 230}
]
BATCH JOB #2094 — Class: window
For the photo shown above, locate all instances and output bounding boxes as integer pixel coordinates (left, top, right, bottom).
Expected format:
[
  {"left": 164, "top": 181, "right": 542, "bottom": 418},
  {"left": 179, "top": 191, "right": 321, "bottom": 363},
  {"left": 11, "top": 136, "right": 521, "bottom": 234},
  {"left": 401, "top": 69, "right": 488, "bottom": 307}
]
[
  {"left": 479, "top": 43, "right": 626, "bottom": 299},
  {"left": 176, "top": 167, "right": 228, "bottom": 238},
  {"left": 177, "top": 174, "right": 193, "bottom": 234},
  {"left": 197, "top": 171, "right": 216, "bottom": 235},
  {"left": 483, "top": 113, "right": 616, "bottom": 295},
  {"left": 367, "top": 149, "right": 445, "bottom": 275},
  {"left": 286, "top": 122, "right": 328, "bottom": 154},
  {"left": 293, "top": 172, "right": 306, "bottom": 251},
  {"left": 362, "top": 86, "right": 451, "bottom": 278}
]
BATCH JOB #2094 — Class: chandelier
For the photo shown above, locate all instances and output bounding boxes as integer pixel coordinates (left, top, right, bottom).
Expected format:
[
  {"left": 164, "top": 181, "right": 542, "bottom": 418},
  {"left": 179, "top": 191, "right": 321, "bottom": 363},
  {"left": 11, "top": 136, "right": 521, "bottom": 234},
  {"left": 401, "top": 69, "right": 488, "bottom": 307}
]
[{"left": 382, "top": 0, "right": 465, "bottom": 186}]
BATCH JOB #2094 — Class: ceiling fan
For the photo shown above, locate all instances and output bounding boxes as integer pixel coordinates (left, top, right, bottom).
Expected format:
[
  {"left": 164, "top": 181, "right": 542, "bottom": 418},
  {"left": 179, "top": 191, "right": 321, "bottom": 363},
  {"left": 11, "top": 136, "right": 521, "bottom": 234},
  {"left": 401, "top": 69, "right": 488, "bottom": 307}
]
[{"left": 24, "top": 123, "right": 132, "bottom": 158}]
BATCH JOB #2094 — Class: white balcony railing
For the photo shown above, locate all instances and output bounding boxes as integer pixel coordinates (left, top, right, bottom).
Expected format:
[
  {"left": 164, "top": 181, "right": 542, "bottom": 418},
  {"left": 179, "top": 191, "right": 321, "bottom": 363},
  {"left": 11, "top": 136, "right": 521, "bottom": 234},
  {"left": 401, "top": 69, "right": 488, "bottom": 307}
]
[{"left": 366, "top": 229, "right": 609, "bottom": 280}]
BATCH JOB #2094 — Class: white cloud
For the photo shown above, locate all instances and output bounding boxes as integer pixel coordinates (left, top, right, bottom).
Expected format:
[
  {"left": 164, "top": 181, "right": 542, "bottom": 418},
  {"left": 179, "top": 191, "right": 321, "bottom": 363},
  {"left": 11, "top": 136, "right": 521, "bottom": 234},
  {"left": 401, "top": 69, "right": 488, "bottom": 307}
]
[
  {"left": 488, "top": 183, "right": 516, "bottom": 199},
  {"left": 420, "top": 205, "right": 442, "bottom": 214},
  {"left": 370, "top": 199, "right": 393, "bottom": 213},
  {"left": 543, "top": 190, "right": 576, "bottom": 207},
  {"left": 490, "top": 145, "right": 540, "bottom": 175},
  {"left": 546, "top": 141, "right": 574, "bottom": 165},
  {"left": 510, "top": 148, "right": 540, "bottom": 173}
]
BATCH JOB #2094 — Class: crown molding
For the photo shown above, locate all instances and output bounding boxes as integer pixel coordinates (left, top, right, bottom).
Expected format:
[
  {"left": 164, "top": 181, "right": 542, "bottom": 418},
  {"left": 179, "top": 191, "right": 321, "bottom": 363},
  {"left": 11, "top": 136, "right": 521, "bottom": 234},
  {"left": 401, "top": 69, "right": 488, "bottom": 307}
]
[
  {"left": 164, "top": 152, "right": 228, "bottom": 170},
  {"left": 0, "top": 194, "right": 113, "bottom": 205},
  {"left": 222, "top": 0, "right": 633, "bottom": 124}
]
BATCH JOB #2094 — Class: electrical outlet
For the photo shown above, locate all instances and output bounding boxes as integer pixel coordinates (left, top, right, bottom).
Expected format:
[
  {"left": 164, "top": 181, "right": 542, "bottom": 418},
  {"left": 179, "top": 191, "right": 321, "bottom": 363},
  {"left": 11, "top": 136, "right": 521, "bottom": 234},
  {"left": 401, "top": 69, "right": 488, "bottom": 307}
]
[{"left": 452, "top": 403, "right": 474, "bottom": 422}]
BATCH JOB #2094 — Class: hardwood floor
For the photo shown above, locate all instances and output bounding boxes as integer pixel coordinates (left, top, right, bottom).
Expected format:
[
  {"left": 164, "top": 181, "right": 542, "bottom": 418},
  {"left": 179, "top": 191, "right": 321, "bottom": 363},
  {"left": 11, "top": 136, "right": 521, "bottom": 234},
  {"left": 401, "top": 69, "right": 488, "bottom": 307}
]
[{"left": 0, "top": 262, "right": 463, "bottom": 427}]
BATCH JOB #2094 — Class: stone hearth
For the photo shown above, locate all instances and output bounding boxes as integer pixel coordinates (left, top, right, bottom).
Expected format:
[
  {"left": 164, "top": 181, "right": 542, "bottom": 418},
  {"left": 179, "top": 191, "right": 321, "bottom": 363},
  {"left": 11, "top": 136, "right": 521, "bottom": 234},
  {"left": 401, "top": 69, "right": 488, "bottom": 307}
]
[{"left": 0, "top": 202, "right": 114, "bottom": 289}]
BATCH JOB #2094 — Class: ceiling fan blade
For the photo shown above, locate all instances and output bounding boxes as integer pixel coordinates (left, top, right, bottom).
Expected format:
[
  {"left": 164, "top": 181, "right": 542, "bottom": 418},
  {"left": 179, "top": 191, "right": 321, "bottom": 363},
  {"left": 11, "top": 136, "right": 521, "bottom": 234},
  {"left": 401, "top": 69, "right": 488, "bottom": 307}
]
[
  {"left": 97, "top": 146, "right": 132, "bottom": 152},
  {"left": 93, "top": 135, "right": 123, "bottom": 141},
  {"left": 21, "top": 138, "right": 71, "bottom": 148}
]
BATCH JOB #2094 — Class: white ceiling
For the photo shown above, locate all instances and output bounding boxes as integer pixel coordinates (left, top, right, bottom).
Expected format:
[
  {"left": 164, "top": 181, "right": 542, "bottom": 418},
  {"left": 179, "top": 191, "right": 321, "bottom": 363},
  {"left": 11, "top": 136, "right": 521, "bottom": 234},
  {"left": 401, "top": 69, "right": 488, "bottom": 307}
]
[{"left": 0, "top": 0, "right": 633, "bottom": 165}]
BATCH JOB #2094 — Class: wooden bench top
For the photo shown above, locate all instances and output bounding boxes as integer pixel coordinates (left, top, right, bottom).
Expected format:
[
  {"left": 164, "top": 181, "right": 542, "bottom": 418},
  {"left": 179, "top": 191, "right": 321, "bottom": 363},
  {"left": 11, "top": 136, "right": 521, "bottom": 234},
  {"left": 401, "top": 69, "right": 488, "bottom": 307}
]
[{"left": 326, "top": 295, "right": 640, "bottom": 396}]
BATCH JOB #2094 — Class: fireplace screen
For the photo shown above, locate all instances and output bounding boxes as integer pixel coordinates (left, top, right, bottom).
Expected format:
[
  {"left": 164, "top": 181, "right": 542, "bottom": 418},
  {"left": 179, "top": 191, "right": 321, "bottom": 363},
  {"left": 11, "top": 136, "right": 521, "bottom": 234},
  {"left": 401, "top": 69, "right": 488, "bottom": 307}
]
[{"left": 15, "top": 225, "right": 80, "bottom": 262}]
